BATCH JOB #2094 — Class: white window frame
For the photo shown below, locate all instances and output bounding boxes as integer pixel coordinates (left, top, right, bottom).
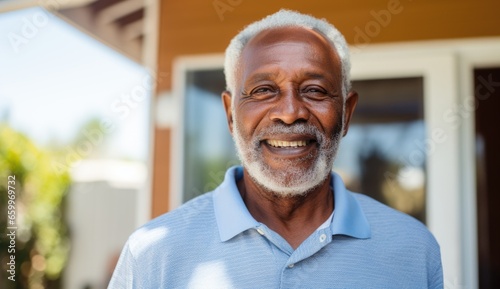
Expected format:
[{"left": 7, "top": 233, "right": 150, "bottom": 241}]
[
  {"left": 171, "top": 37, "right": 500, "bottom": 289},
  {"left": 170, "top": 54, "right": 226, "bottom": 210}
]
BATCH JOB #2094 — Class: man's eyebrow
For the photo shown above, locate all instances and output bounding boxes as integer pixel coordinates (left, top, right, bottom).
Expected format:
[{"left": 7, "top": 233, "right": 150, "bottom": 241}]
[
  {"left": 247, "top": 72, "right": 327, "bottom": 81},
  {"left": 304, "top": 72, "right": 327, "bottom": 80},
  {"left": 246, "top": 72, "right": 275, "bottom": 83}
]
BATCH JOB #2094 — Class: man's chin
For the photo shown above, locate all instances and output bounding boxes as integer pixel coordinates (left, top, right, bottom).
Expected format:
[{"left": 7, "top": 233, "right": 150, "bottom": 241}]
[{"left": 243, "top": 160, "right": 330, "bottom": 197}]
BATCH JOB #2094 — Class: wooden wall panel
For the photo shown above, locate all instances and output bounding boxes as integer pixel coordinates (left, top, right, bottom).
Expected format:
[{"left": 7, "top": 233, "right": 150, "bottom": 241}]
[
  {"left": 157, "top": 0, "right": 500, "bottom": 91},
  {"left": 151, "top": 127, "right": 170, "bottom": 217}
]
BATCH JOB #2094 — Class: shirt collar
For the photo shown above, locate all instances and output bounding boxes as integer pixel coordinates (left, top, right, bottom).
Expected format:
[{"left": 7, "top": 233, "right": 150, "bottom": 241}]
[
  {"left": 213, "top": 166, "right": 259, "bottom": 242},
  {"left": 330, "top": 171, "right": 371, "bottom": 238},
  {"left": 213, "top": 166, "right": 371, "bottom": 242}
]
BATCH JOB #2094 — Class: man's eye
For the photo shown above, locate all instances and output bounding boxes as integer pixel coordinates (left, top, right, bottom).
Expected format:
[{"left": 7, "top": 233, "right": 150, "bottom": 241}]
[
  {"left": 308, "top": 86, "right": 326, "bottom": 92},
  {"left": 302, "top": 87, "right": 327, "bottom": 95},
  {"left": 251, "top": 87, "right": 275, "bottom": 95}
]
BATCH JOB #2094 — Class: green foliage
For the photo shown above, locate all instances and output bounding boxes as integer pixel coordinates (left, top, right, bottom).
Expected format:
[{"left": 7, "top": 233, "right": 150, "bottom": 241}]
[{"left": 0, "top": 125, "right": 70, "bottom": 289}]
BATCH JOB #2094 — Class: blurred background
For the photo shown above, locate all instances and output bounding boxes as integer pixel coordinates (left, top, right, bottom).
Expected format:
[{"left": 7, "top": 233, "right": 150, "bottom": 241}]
[{"left": 0, "top": 0, "right": 499, "bottom": 288}]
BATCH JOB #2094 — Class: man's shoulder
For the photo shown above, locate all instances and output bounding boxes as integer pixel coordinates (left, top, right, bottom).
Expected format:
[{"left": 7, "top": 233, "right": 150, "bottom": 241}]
[
  {"left": 352, "top": 192, "right": 438, "bottom": 246},
  {"left": 126, "top": 192, "right": 216, "bottom": 254},
  {"left": 344, "top": 192, "right": 442, "bottom": 286},
  {"left": 353, "top": 192, "right": 426, "bottom": 227}
]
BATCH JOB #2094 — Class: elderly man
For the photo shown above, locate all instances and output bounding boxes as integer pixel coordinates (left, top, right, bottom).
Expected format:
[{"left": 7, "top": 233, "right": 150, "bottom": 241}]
[{"left": 108, "top": 10, "right": 443, "bottom": 288}]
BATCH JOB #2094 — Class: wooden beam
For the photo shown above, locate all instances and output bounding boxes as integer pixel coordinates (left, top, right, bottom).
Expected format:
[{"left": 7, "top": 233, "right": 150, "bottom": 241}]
[{"left": 96, "top": 0, "right": 144, "bottom": 25}]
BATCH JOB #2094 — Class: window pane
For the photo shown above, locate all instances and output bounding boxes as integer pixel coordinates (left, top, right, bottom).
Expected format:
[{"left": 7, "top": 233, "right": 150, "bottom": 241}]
[
  {"left": 336, "top": 77, "right": 426, "bottom": 223},
  {"left": 183, "top": 69, "right": 238, "bottom": 202},
  {"left": 474, "top": 67, "right": 500, "bottom": 289}
]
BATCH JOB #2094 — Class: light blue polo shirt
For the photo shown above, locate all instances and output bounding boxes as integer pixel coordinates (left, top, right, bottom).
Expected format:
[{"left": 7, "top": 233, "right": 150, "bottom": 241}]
[{"left": 108, "top": 166, "right": 443, "bottom": 289}]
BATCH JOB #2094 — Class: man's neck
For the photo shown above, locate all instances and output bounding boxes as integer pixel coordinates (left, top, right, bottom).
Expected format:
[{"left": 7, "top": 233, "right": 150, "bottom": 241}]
[{"left": 237, "top": 170, "right": 334, "bottom": 250}]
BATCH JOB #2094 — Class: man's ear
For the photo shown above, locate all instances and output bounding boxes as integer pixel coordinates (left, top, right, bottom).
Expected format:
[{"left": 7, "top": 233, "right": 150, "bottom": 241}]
[
  {"left": 222, "top": 90, "right": 234, "bottom": 135},
  {"left": 342, "top": 90, "right": 359, "bottom": 137}
]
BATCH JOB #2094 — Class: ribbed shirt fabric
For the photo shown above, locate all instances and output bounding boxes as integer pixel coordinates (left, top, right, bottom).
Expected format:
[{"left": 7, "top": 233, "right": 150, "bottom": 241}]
[{"left": 108, "top": 166, "right": 443, "bottom": 289}]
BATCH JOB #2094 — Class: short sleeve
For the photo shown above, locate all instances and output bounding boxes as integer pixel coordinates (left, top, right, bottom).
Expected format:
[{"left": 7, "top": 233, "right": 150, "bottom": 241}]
[
  {"left": 428, "top": 244, "right": 444, "bottom": 289},
  {"left": 107, "top": 242, "right": 137, "bottom": 289}
]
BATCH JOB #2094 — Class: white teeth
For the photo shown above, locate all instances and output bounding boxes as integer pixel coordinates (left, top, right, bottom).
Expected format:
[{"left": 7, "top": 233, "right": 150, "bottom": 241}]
[{"left": 266, "top": 140, "right": 308, "bottom": 148}]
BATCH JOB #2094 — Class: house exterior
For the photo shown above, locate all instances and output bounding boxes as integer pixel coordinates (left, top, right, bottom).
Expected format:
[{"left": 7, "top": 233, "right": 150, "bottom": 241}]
[
  {"left": 1, "top": 0, "right": 499, "bottom": 288},
  {"left": 152, "top": 1, "right": 500, "bottom": 288}
]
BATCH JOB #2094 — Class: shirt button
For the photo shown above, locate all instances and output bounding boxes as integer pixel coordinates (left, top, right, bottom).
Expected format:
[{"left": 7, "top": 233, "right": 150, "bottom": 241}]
[
  {"left": 288, "top": 264, "right": 294, "bottom": 268},
  {"left": 256, "top": 228, "right": 265, "bottom": 235},
  {"left": 319, "top": 234, "right": 327, "bottom": 242}
]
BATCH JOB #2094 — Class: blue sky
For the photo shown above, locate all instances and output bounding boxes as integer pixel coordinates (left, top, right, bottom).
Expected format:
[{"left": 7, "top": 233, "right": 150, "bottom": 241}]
[{"left": 0, "top": 6, "right": 150, "bottom": 161}]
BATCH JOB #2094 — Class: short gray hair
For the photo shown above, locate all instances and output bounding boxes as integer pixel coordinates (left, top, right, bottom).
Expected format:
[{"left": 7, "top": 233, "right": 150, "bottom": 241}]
[{"left": 223, "top": 9, "right": 351, "bottom": 99}]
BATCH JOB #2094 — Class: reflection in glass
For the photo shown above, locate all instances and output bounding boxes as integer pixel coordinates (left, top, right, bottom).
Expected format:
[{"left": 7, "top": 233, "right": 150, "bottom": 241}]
[
  {"left": 336, "top": 77, "right": 426, "bottom": 222},
  {"left": 183, "top": 70, "right": 239, "bottom": 202}
]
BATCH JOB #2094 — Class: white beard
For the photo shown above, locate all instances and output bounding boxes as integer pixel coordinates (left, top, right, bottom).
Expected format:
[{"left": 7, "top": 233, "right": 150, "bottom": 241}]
[{"left": 232, "top": 109, "right": 344, "bottom": 197}]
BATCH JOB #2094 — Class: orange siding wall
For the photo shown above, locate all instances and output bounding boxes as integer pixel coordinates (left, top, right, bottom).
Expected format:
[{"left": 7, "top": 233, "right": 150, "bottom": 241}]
[
  {"left": 157, "top": 0, "right": 500, "bottom": 91},
  {"left": 152, "top": 0, "right": 500, "bottom": 217}
]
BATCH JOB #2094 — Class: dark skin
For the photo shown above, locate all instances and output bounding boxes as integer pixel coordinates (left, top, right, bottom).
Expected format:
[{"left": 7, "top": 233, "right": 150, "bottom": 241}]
[{"left": 222, "top": 27, "right": 358, "bottom": 249}]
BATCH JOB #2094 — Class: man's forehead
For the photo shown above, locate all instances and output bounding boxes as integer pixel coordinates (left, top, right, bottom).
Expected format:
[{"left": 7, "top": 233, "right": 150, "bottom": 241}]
[
  {"left": 241, "top": 26, "right": 340, "bottom": 63},
  {"left": 243, "top": 26, "right": 334, "bottom": 55},
  {"left": 238, "top": 26, "right": 342, "bottom": 80}
]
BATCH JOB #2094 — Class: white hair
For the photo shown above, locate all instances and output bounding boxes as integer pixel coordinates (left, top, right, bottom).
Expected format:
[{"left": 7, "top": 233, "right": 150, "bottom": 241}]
[{"left": 223, "top": 9, "right": 351, "bottom": 99}]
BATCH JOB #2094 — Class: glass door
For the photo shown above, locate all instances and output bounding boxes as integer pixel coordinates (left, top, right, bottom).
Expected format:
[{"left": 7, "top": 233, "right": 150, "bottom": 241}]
[{"left": 474, "top": 67, "right": 500, "bottom": 289}]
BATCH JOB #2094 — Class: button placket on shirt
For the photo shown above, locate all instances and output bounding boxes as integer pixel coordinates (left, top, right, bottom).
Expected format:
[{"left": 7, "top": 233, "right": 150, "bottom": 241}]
[
  {"left": 284, "top": 229, "right": 332, "bottom": 269},
  {"left": 279, "top": 229, "right": 333, "bottom": 289},
  {"left": 255, "top": 224, "right": 295, "bottom": 256}
]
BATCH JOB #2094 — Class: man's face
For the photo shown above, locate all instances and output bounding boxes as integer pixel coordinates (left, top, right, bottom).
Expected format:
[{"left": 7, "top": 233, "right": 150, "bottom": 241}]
[{"left": 223, "top": 27, "right": 358, "bottom": 197}]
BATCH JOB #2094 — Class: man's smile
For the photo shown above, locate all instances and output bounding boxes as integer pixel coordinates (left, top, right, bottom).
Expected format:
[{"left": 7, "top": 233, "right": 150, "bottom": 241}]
[
  {"left": 261, "top": 135, "right": 318, "bottom": 158},
  {"left": 266, "top": 139, "right": 310, "bottom": 148}
]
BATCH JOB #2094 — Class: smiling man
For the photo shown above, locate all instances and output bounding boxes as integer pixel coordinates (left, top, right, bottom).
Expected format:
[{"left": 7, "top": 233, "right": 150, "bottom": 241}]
[{"left": 108, "top": 10, "right": 443, "bottom": 289}]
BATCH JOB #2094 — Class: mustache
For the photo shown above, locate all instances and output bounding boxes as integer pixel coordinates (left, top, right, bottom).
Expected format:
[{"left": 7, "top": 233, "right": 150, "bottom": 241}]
[{"left": 254, "top": 122, "right": 325, "bottom": 144}]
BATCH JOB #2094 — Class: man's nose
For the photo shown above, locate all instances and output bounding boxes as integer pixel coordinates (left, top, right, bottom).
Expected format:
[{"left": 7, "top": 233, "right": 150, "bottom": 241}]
[{"left": 269, "top": 89, "right": 310, "bottom": 124}]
